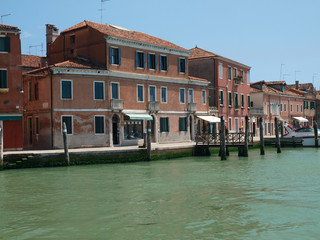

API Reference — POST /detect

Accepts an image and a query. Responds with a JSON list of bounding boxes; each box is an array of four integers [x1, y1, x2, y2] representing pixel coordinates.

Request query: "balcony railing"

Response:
[[149, 101, 160, 112], [111, 99, 123, 111], [250, 107, 264, 115], [188, 102, 197, 112]]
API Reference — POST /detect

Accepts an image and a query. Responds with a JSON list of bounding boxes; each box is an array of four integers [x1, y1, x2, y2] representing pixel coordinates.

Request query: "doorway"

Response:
[[112, 114, 120, 145]]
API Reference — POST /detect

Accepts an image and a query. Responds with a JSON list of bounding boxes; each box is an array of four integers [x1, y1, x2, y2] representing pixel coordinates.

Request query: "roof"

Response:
[[21, 55, 47, 68], [0, 24, 20, 32], [189, 76, 208, 82], [251, 81, 303, 97], [265, 81, 286, 85], [189, 46, 250, 69], [52, 57, 105, 69], [61, 20, 187, 51]]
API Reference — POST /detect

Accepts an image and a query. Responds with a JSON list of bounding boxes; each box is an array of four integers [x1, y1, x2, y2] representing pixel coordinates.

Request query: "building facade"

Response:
[[0, 24, 23, 150], [23, 21, 209, 149], [188, 47, 251, 133]]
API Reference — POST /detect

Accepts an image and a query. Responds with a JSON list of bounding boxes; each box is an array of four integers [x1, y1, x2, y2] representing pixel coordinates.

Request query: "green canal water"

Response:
[[1, 148, 320, 240]]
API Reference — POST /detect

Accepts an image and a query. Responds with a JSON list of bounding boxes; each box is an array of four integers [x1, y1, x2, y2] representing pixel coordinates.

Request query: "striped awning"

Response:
[[197, 115, 221, 123], [125, 113, 153, 120]]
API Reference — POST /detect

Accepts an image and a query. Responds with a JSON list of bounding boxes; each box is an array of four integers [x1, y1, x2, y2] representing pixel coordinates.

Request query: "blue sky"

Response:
[[2, 0, 320, 87]]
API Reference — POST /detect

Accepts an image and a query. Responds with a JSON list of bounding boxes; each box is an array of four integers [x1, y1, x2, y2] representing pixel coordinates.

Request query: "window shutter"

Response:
[[118, 48, 121, 65], [154, 54, 157, 70], [135, 51, 138, 68], [166, 56, 168, 71], [167, 118, 170, 132], [178, 58, 181, 73], [160, 55, 163, 70], [109, 47, 112, 64], [143, 52, 145, 68], [184, 59, 187, 73], [5, 37, 10, 52], [148, 53, 150, 69], [179, 118, 182, 131], [0, 70, 7, 88]]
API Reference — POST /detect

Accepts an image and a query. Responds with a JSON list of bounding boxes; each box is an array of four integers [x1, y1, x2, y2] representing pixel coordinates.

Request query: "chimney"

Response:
[[46, 24, 59, 57], [295, 80, 299, 90]]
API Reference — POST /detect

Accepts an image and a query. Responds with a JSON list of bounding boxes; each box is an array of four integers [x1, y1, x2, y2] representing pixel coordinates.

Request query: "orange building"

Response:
[[188, 47, 251, 133], [0, 24, 23, 150], [23, 21, 209, 149]]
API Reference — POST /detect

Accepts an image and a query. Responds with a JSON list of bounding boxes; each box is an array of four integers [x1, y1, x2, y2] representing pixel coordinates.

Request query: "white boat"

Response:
[[283, 124, 320, 146]]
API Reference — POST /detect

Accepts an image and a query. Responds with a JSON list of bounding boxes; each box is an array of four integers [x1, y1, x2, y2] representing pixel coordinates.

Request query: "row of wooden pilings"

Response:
[[219, 115, 319, 160]]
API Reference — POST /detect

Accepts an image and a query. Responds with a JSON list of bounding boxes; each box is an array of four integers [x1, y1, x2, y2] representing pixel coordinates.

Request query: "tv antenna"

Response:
[[98, 0, 110, 24], [1, 14, 11, 24], [29, 43, 44, 56]]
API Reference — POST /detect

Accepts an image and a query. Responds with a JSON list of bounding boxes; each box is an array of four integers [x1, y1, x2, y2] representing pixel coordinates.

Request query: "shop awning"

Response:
[[293, 116, 309, 122], [125, 113, 153, 120], [197, 115, 221, 123], [0, 116, 22, 121]]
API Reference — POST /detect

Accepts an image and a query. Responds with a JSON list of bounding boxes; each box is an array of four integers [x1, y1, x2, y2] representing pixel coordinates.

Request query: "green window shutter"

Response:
[[0, 70, 7, 88], [5, 37, 10, 52], [167, 118, 169, 132], [179, 118, 182, 131]]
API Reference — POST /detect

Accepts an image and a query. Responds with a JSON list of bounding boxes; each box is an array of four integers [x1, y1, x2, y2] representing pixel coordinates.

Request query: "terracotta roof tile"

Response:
[[0, 24, 20, 32], [62, 20, 187, 51], [189, 76, 208, 82], [21, 55, 47, 68], [52, 57, 105, 69]]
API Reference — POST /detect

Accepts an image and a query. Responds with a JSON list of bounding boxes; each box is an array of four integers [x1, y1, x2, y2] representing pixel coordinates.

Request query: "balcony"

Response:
[[111, 99, 123, 111], [250, 107, 264, 115], [149, 101, 160, 113], [233, 76, 243, 85], [188, 103, 197, 112]]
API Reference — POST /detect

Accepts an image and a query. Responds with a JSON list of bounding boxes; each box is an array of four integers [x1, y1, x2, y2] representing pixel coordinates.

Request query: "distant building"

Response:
[[23, 21, 209, 149], [0, 24, 23, 150], [188, 47, 251, 133], [21, 54, 47, 73], [250, 81, 307, 136]]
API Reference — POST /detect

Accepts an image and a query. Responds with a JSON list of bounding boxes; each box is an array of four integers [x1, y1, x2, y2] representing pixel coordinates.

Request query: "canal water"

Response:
[[1, 148, 320, 240]]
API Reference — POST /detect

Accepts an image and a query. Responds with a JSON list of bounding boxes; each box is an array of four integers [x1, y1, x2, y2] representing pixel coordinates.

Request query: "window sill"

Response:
[[0, 88, 9, 93]]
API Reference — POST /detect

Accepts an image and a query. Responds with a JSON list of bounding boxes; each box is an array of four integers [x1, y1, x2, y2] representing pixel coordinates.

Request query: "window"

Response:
[[228, 117, 232, 131], [111, 82, 119, 99], [179, 117, 187, 131], [109, 47, 121, 65], [161, 87, 167, 103], [301, 104, 303, 112], [180, 88, 185, 104], [219, 62, 223, 79], [61, 80, 72, 100], [137, 85, 144, 102], [95, 116, 105, 134], [290, 104, 293, 112], [241, 94, 244, 108], [247, 95, 251, 108], [160, 117, 169, 132], [0, 36, 10, 52], [280, 103, 283, 112], [148, 53, 157, 70], [234, 68, 237, 77], [179, 58, 186, 73], [228, 66, 232, 80], [149, 86, 156, 101], [124, 119, 143, 139], [94, 81, 104, 100], [35, 117, 39, 135], [62, 116, 72, 134], [228, 92, 232, 107], [240, 70, 244, 83], [188, 89, 194, 103], [202, 90, 206, 104], [135, 51, 145, 68], [304, 101, 309, 109], [70, 35, 75, 44], [297, 104, 299, 112], [160, 55, 168, 71], [310, 101, 315, 110], [219, 90, 224, 105], [34, 83, 39, 100], [0, 69, 8, 89], [284, 103, 287, 112], [234, 93, 239, 109]]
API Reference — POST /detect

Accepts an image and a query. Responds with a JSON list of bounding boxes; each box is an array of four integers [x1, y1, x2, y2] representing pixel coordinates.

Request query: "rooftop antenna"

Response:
[[98, 0, 110, 24], [1, 14, 11, 24], [29, 43, 44, 56]]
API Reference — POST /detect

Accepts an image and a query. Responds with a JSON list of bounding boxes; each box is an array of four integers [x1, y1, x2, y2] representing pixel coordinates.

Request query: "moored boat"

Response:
[[283, 124, 320, 146]]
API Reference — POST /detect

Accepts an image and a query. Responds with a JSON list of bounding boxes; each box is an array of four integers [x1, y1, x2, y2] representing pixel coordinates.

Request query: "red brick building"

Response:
[[23, 21, 209, 149], [0, 24, 23, 150], [188, 47, 251, 133]]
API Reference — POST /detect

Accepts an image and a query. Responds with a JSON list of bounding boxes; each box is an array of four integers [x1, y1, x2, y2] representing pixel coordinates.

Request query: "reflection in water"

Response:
[[1, 148, 320, 239]]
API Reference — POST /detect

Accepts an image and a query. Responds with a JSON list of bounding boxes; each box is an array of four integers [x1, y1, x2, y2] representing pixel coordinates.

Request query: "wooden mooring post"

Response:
[[260, 117, 265, 155], [280, 121, 284, 138], [62, 122, 70, 166], [220, 116, 227, 160], [147, 120, 151, 161], [275, 117, 281, 153], [0, 120, 3, 169], [314, 121, 318, 147]]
